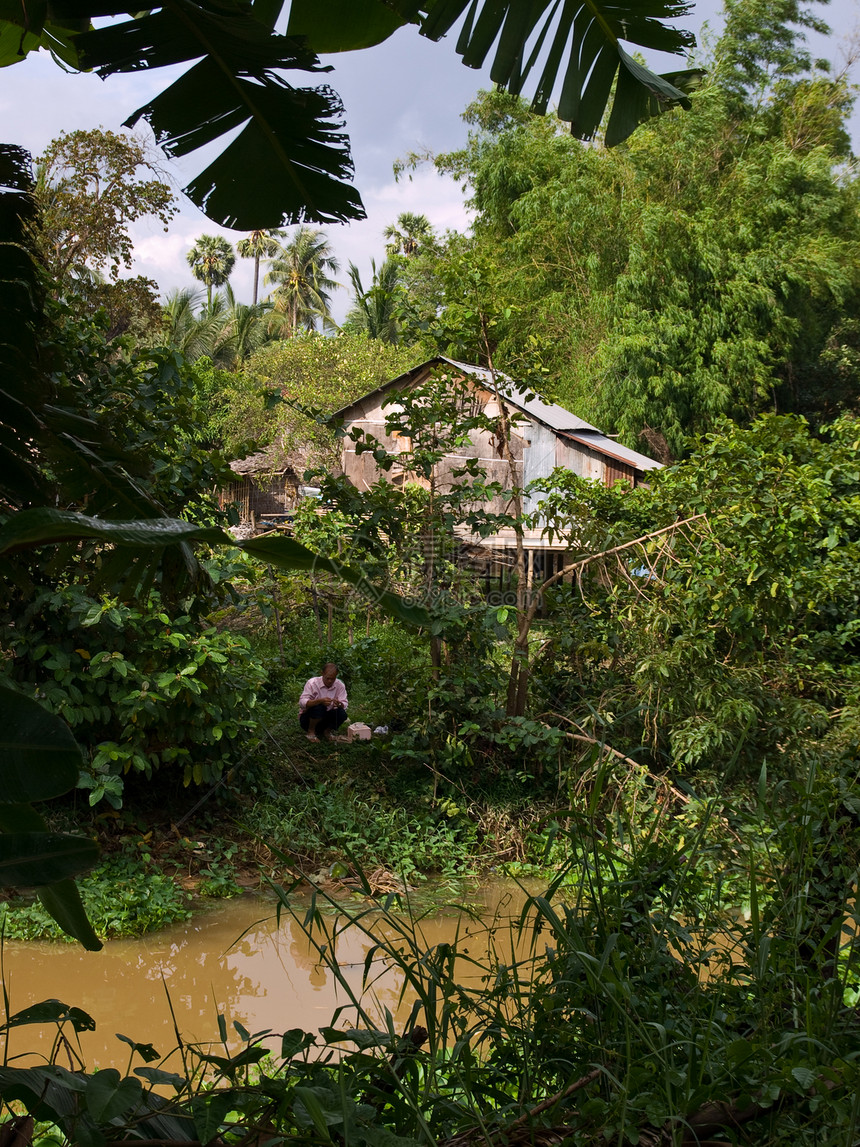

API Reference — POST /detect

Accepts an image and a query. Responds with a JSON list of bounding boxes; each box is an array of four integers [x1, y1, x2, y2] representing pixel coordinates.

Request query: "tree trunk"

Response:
[[481, 325, 528, 718]]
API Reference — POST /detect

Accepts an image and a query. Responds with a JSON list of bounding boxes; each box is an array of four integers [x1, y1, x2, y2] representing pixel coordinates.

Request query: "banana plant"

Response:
[[0, 0, 700, 230], [0, 686, 101, 950]]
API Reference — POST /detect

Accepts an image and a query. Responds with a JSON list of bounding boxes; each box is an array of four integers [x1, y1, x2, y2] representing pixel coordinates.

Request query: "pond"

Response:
[[2, 880, 537, 1070]]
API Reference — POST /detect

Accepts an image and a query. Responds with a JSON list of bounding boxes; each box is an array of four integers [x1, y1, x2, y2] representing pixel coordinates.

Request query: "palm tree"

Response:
[[237, 229, 283, 306], [186, 234, 235, 306], [344, 258, 401, 343], [163, 287, 222, 359], [209, 285, 271, 367], [383, 212, 433, 258], [163, 286, 270, 366], [264, 227, 340, 338]]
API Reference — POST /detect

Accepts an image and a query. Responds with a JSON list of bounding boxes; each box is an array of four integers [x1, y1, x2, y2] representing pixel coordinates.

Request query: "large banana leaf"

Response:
[[0, 834, 100, 889], [1, 0, 698, 234], [0, 690, 80, 803], [0, 508, 433, 628], [292, 0, 701, 145], [77, 3, 364, 229], [0, 691, 103, 951], [0, 0, 364, 229]]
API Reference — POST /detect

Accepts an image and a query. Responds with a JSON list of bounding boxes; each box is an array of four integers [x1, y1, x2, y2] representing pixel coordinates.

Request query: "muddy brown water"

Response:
[[2, 882, 537, 1071]]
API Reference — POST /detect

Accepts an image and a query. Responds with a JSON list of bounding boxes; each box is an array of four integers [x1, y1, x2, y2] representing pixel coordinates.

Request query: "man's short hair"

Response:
[[323, 662, 338, 673]]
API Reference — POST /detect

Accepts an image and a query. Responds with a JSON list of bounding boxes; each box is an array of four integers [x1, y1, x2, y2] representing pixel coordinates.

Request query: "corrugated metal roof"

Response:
[[331, 356, 660, 473], [440, 357, 602, 433], [560, 431, 662, 472]]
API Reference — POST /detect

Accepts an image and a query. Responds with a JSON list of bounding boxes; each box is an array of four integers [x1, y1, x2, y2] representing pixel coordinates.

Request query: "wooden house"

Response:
[[332, 357, 661, 586]]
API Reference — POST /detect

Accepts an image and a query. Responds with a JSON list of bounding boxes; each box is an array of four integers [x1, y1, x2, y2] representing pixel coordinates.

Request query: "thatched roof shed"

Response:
[[219, 445, 308, 527]]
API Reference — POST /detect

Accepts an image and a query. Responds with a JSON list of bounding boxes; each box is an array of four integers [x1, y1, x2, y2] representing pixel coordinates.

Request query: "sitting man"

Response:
[[299, 662, 348, 742]]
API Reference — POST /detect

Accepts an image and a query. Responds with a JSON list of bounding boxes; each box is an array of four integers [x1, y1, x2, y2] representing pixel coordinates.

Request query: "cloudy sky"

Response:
[[3, 0, 858, 322]]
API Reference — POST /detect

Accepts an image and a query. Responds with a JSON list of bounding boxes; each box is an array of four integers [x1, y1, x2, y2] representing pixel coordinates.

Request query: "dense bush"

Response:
[[5, 585, 266, 806]]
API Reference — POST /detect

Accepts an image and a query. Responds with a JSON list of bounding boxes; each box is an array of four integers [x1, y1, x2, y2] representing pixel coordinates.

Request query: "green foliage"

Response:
[[186, 234, 235, 307], [530, 414, 860, 776], [0, 286, 236, 607], [342, 257, 402, 343], [33, 129, 176, 289], [162, 287, 271, 369], [236, 228, 283, 305], [263, 226, 339, 337], [247, 783, 478, 882], [3, 584, 266, 805], [416, 10, 860, 456], [197, 842, 242, 899], [0, 854, 192, 940], [214, 331, 415, 461]]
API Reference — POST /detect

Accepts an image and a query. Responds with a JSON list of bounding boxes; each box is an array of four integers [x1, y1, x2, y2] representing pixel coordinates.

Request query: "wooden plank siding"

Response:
[[333, 360, 661, 605]]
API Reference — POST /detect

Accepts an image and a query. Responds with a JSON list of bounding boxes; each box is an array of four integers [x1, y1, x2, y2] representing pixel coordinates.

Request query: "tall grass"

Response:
[[2, 755, 857, 1146]]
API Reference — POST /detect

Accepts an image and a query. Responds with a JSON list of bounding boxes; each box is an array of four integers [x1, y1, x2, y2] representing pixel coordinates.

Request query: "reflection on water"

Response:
[[2, 881, 535, 1070]]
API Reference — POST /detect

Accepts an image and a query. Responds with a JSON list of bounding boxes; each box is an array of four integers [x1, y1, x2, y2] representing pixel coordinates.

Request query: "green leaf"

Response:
[[0, 833, 99, 888], [384, 0, 696, 143], [320, 1026, 393, 1049], [604, 49, 699, 147], [0, 1000, 96, 1033], [191, 1091, 236, 1142], [0, 508, 229, 554], [0, 18, 42, 65], [294, 1086, 337, 1138], [38, 879, 103, 952], [0, 686, 81, 802], [85, 1069, 143, 1122], [0, 805, 101, 949], [362, 1127, 425, 1147], [288, 0, 404, 52], [0, 1064, 85, 1124], [133, 1067, 186, 1089], [192, 1045, 269, 1073], [281, 1028, 314, 1058], [115, 1034, 161, 1063], [791, 1066, 817, 1090], [75, 1, 365, 229]]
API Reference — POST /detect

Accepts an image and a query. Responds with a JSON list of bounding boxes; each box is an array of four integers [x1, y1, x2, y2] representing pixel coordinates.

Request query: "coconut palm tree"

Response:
[[237, 229, 284, 306], [264, 227, 340, 338], [186, 234, 235, 306], [163, 287, 223, 359], [163, 286, 270, 366], [383, 212, 433, 258], [209, 285, 271, 367], [344, 258, 401, 343]]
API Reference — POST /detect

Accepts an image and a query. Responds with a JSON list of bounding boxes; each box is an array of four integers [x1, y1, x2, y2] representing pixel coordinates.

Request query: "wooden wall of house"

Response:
[[220, 475, 299, 522], [340, 374, 641, 561], [341, 386, 524, 519], [553, 436, 635, 487]]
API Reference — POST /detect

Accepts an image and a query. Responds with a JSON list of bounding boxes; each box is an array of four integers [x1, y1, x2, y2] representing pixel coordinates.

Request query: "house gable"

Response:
[[334, 357, 661, 550]]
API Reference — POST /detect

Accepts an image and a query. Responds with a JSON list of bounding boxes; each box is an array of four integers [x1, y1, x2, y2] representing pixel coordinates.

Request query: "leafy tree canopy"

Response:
[[264, 226, 340, 338], [32, 129, 177, 287], [210, 332, 416, 466], [408, 0, 859, 458], [531, 413, 860, 774], [343, 257, 402, 344], [187, 234, 236, 306]]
